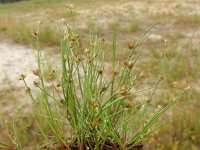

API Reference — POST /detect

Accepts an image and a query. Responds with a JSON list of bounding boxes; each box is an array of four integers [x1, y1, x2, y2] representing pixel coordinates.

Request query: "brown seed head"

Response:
[[128, 43, 134, 49], [113, 70, 119, 76], [100, 86, 107, 95], [124, 60, 134, 69], [57, 83, 61, 88], [121, 88, 131, 97], [33, 31, 39, 39], [32, 69, 40, 77], [126, 101, 133, 108], [97, 69, 103, 75]]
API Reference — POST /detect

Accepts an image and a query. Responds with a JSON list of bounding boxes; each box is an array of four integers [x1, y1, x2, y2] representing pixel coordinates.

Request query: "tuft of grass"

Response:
[[9, 22, 190, 149]]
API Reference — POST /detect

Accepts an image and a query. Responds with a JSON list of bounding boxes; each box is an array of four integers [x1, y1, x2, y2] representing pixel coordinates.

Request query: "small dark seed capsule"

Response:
[[33, 31, 39, 38], [113, 70, 119, 76], [97, 69, 103, 75], [100, 87, 107, 95], [32, 69, 40, 77], [33, 81, 40, 87], [57, 83, 61, 87], [128, 43, 134, 49], [126, 102, 132, 108], [124, 60, 134, 69]]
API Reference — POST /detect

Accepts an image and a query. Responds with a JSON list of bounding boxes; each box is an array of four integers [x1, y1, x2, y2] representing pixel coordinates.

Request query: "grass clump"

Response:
[[1, 21, 189, 149], [0, 4, 191, 149]]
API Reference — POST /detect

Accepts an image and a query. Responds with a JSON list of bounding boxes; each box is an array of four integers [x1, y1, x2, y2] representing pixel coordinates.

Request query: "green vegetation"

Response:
[[0, 0, 199, 149], [0, 0, 26, 3], [1, 23, 191, 149]]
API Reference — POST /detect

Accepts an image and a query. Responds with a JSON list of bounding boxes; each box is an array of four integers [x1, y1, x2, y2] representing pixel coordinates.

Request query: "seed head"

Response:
[[66, 2, 74, 9], [25, 87, 31, 95], [57, 83, 61, 88], [84, 48, 90, 54], [91, 101, 99, 108], [19, 74, 26, 80], [172, 81, 177, 88], [33, 31, 39, 39], [32, 69, 40, 77], [139, 71, 144, 78], [113, 69, 119, 76], [75, 56, 81, 62], [60, 99, 64, 104], [100, 86, 107, 95], [124, 60, 134, 69], [33, 81, 40, 87], [145, 98, 151, 104], [159, 74, 165, 81], [97, 69, 103, 75], [185, 85, 191, 91], [121, 87, 131, 97], [136, 105, 141, 110], [47, 70, 57, 81], [126, 101, 133, 108], [128, 43, 134, 49]]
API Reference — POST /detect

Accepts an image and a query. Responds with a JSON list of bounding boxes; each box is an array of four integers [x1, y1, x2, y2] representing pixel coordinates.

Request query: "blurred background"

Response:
[[0, 0, 199, 149]]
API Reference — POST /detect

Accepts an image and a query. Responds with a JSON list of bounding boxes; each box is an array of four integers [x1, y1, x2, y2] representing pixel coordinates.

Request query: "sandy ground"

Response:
[[0, 40, 61, 88], [0, 41, 38, 88], [0, 40, 61, 113]]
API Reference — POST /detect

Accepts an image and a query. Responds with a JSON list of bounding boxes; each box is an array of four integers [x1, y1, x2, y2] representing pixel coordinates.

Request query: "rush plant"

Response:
[[14, 22, 191, 150]]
